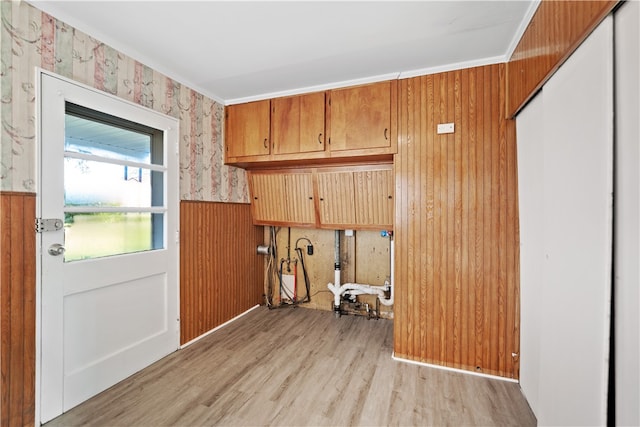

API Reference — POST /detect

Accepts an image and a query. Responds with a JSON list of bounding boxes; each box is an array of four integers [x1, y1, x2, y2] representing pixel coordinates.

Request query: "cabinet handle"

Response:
[[318, 133, 322, 144], [263, 138, 268, 149], [384, 128, 388, 140]]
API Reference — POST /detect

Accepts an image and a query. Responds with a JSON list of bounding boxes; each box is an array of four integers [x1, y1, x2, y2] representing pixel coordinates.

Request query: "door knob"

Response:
[[48, 243, 65, 256]]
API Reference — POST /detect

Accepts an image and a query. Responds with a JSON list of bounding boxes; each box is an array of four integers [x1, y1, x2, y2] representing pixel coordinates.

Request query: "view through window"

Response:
[[63, 103, 165, 261]]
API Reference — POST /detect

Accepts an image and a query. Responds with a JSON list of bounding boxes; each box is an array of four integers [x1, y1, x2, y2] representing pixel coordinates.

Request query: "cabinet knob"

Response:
[[318, 133, 323, 144], [263, 138, 268, 149], [384, 128, 388, 140], [388, 195, 393, 199]]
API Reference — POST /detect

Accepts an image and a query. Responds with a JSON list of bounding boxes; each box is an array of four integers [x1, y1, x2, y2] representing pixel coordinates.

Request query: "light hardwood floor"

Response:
[[45, 306, 536, 426]]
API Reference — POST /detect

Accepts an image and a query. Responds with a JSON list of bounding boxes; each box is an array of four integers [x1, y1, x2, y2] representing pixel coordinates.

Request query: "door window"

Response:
[[63, 103, 165, 262]]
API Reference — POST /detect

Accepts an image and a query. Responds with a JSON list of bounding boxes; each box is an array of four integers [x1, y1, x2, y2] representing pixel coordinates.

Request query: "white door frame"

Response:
[[35, 68, 180, 424]]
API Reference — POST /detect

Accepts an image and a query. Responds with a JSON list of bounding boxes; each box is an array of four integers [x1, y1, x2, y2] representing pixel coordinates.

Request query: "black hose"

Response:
[[295, 247, 311, 303]]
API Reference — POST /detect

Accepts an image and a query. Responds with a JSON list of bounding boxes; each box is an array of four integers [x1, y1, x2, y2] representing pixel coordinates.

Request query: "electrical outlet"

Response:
[[437, 122, 455, 134]]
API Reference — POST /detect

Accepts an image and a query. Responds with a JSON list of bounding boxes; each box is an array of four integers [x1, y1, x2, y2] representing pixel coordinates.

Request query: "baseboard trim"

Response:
[[392, 353, 519, 383], [180, 304, 261, 349]]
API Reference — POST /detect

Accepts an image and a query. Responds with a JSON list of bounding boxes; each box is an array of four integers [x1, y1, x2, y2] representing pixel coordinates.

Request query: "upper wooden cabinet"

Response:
[[271, 92, 325, 155], [224, 81, 397, 166], [225, 99, 270, 159], [327, 80, 397, 155]]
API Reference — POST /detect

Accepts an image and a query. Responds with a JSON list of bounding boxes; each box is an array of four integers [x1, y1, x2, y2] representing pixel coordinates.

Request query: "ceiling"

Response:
[[29, 1, 537, 105]]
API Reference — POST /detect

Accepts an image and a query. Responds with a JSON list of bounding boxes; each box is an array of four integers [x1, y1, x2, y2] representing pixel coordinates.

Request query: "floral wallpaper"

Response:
[[0, 1, 248, 203]]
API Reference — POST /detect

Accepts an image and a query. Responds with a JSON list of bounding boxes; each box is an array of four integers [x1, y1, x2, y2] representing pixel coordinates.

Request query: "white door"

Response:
[[38, 73, 180, 423]]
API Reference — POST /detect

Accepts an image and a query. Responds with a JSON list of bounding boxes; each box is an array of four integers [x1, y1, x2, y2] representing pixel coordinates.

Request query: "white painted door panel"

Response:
[[39, 72, 179, 423]]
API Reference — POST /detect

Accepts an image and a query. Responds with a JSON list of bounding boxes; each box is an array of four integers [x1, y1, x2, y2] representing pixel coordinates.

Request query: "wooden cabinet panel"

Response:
[[250, 173, 287, 223], [249, 164, 394, 229], [328, 81, 397, 153], [354, 168, 394, 228], [224, 81, 397, 167], [316, 170, 356, 227], [272, 92, 325, 155], [283, 173, 316, 224], [249, 171, 315, 226], [225, 100, 270, 159]]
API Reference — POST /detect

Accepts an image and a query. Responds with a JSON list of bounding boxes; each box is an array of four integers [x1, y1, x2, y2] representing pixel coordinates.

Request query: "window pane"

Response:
[[64, 158, 163, 208], [65, 113, 154, 164], [64, 212, 163, 262]]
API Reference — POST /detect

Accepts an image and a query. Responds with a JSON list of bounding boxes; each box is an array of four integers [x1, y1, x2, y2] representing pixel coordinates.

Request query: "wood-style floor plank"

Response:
[[45, 307, 535, 427]]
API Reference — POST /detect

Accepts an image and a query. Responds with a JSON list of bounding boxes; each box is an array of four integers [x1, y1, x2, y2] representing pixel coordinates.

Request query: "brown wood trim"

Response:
[[179, 201, 263, 344], [0, 191, 37, 197], [226, 153, 395, 170], [0, 192, 36, 426], [507, 0, 619, 117]]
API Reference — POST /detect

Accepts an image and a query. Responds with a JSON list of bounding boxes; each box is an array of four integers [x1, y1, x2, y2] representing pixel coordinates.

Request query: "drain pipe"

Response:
[[378, 235, 394, 306], [327, 231, 394, 309], [331, 230, 341, 312]]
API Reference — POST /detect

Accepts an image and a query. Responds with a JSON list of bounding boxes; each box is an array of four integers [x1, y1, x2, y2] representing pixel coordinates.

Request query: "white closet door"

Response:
[[614, 1, 640, 425], [516, 16, 613, 426]]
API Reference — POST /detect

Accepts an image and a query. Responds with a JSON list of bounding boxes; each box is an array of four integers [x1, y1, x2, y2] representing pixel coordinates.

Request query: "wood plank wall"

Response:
[[180, 201, 264, 344], [507, 0, 619, 117], [395, 64, 520, 379], [0, 192, 36, 427]]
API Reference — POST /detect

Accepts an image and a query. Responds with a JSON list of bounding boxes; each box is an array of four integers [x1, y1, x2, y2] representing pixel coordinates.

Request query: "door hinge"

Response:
[[35, 218, 64, 233]]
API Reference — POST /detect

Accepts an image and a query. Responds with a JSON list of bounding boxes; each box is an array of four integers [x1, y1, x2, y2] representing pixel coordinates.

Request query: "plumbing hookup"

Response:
[[327, 230, 394, 318], [261, 227, 313, 309]]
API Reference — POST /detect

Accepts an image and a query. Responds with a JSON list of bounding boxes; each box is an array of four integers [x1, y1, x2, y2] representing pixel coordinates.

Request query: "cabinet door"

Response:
[[272, 92, 325, 155], [225, 100, 270, 158], [249, 171, 316, 226], [328, 81, 395, 152], [354, 167, 394, 228], [283, 173, 316, 224], [249, 173, 287, 223], [316, 170, 356, 227]]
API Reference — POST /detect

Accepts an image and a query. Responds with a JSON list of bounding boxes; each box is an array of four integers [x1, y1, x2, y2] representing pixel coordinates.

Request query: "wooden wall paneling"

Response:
[[180, 201, 263, 344], [507, 0, 618, 117], [473, 67, 485, 372], [423, 74, 435, 365], [395, 64, 520, 379], [0, 192, 36, 427]]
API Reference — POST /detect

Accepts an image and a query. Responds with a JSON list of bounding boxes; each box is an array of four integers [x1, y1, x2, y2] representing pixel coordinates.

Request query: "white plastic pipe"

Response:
[[327, 233, 395, 309], [378, 238, 394, 306]]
